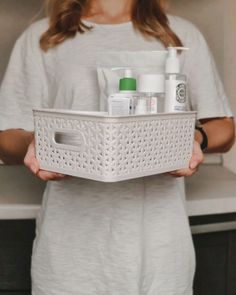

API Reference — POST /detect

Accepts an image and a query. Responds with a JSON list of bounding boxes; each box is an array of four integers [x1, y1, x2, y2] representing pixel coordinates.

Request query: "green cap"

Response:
[[119, 69, 137, 91]]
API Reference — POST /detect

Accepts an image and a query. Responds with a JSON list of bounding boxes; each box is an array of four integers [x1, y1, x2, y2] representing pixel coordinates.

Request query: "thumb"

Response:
[[189, 141, 204, 169], [24, 139, 40, 174]]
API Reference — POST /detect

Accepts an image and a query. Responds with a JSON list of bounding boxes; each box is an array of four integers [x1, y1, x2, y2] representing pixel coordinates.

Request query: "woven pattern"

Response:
[[34, 111, 196, 182]]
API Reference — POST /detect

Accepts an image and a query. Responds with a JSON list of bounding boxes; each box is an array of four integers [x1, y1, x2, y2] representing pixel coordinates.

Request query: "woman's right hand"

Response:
[[24, 139, 67, 181]]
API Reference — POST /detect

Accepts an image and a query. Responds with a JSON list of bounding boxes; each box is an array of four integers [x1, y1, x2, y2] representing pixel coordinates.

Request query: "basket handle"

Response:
[[51, 129, 87, 152]]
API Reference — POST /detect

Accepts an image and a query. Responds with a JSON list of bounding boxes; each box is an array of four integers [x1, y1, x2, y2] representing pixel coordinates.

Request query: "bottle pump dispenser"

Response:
[[164, 47, 189, 113]]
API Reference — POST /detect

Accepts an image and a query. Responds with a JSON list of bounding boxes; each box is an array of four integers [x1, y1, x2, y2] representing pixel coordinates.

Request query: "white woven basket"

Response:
[[33, 109, 196, 182]]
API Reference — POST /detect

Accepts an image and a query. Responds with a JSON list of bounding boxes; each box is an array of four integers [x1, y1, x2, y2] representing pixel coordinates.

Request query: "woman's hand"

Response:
[[24, 139, 67, 181], [168, 140, 204, 177]]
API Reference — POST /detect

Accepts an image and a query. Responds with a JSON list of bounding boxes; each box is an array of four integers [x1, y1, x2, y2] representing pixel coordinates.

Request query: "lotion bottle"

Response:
[[164, 47, 188, 113]]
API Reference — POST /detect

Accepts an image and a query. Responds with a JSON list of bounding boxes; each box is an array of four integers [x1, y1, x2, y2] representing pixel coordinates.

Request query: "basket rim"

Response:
[[33, 108, 197, 120]]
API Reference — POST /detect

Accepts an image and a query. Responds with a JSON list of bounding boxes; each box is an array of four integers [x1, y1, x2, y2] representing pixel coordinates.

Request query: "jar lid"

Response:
[[138, 74, 165, 93]]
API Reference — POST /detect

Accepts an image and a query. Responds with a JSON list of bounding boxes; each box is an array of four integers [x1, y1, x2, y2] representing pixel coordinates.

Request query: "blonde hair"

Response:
[[40, 0, 182, 51]]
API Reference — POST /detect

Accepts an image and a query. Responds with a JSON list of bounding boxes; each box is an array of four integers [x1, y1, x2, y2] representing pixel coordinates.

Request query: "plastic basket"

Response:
[[33, 109, 196, 182]]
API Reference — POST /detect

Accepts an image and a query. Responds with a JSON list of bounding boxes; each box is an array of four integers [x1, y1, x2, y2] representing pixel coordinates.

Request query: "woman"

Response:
[[0, 0, 235, 294]]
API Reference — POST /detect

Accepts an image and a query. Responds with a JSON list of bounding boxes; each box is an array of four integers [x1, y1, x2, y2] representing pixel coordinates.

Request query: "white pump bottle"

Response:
[[164, 47, 189, 113]]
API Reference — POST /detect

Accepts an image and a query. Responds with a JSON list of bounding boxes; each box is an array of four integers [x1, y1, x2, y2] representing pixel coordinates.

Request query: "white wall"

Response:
[[169, 0, 224, 77], [0, 0, 43, 82]]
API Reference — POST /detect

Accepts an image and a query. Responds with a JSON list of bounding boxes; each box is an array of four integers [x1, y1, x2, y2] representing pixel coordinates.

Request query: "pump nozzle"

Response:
[[167, 47, 189, 51], [124, 68, 133, 78], [165, 47, 189, 74]]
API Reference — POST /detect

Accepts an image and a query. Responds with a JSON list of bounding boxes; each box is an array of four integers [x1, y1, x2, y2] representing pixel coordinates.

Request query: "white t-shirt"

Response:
[[0, 16, 233, 295]]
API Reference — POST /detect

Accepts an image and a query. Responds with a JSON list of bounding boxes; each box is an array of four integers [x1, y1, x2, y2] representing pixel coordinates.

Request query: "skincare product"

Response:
[[97, 51, 168, 111], [164, 47, 188, 113], [108, 69, 137, 116], [137, 74, 165, 114], [135, 98, 148, 115], [108, 93, 131, 116]]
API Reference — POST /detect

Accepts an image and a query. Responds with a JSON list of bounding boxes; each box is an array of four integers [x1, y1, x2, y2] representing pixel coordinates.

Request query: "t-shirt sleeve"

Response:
[[0, 25, 48, 131], [181, 23, 233, 120]]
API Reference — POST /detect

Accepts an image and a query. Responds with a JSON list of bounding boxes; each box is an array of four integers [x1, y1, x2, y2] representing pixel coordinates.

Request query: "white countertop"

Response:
[[0, 166, 45, 219], [186, 165, 236, 216], [0, 164, 236, 219]]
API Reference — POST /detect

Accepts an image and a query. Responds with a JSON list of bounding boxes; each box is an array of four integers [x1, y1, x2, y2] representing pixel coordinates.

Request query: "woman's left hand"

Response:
[[168, 140, 204, 177]]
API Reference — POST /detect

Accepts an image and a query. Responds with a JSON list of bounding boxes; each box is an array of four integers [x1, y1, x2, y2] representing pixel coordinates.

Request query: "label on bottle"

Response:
[[165, 79, 187, 112], [108, 94, 131, 116], [150, 96, 158, 113], [176, 83, 187, 104]]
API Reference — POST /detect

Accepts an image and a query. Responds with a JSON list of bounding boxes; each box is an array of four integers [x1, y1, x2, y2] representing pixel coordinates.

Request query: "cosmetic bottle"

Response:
[[108, 69, 137, 116], [136, 74, 165, 114], [164, 47, 188, 113]]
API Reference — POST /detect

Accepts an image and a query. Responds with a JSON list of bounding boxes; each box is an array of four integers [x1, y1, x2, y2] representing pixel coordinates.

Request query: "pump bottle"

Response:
[[108, 69, 137, 116], [164, 47, 188, 113]]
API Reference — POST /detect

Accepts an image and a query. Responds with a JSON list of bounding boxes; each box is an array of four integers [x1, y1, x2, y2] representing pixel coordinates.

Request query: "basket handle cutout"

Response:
[[52, 130, 87, 152]]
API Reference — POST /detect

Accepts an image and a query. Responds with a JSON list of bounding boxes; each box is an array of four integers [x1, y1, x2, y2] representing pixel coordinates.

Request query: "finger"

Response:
[[189, 160, 198, 170], [170, 168, 189, 175], [193, 142, 204, 161], [36, 170, 66, 181], [37, 171, 65, 180], [24, 155, 40, 174], [194, 150, 204, 164], [183, 168, 198, 177], [189, 150, 204, 170], [169, 168, 198, 177], [168, 173, 183, 178], [30, 161, 40, 175], [189, 155, 204, 170], [168, 170, 186, 177], [24, 139, 40, 174]]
